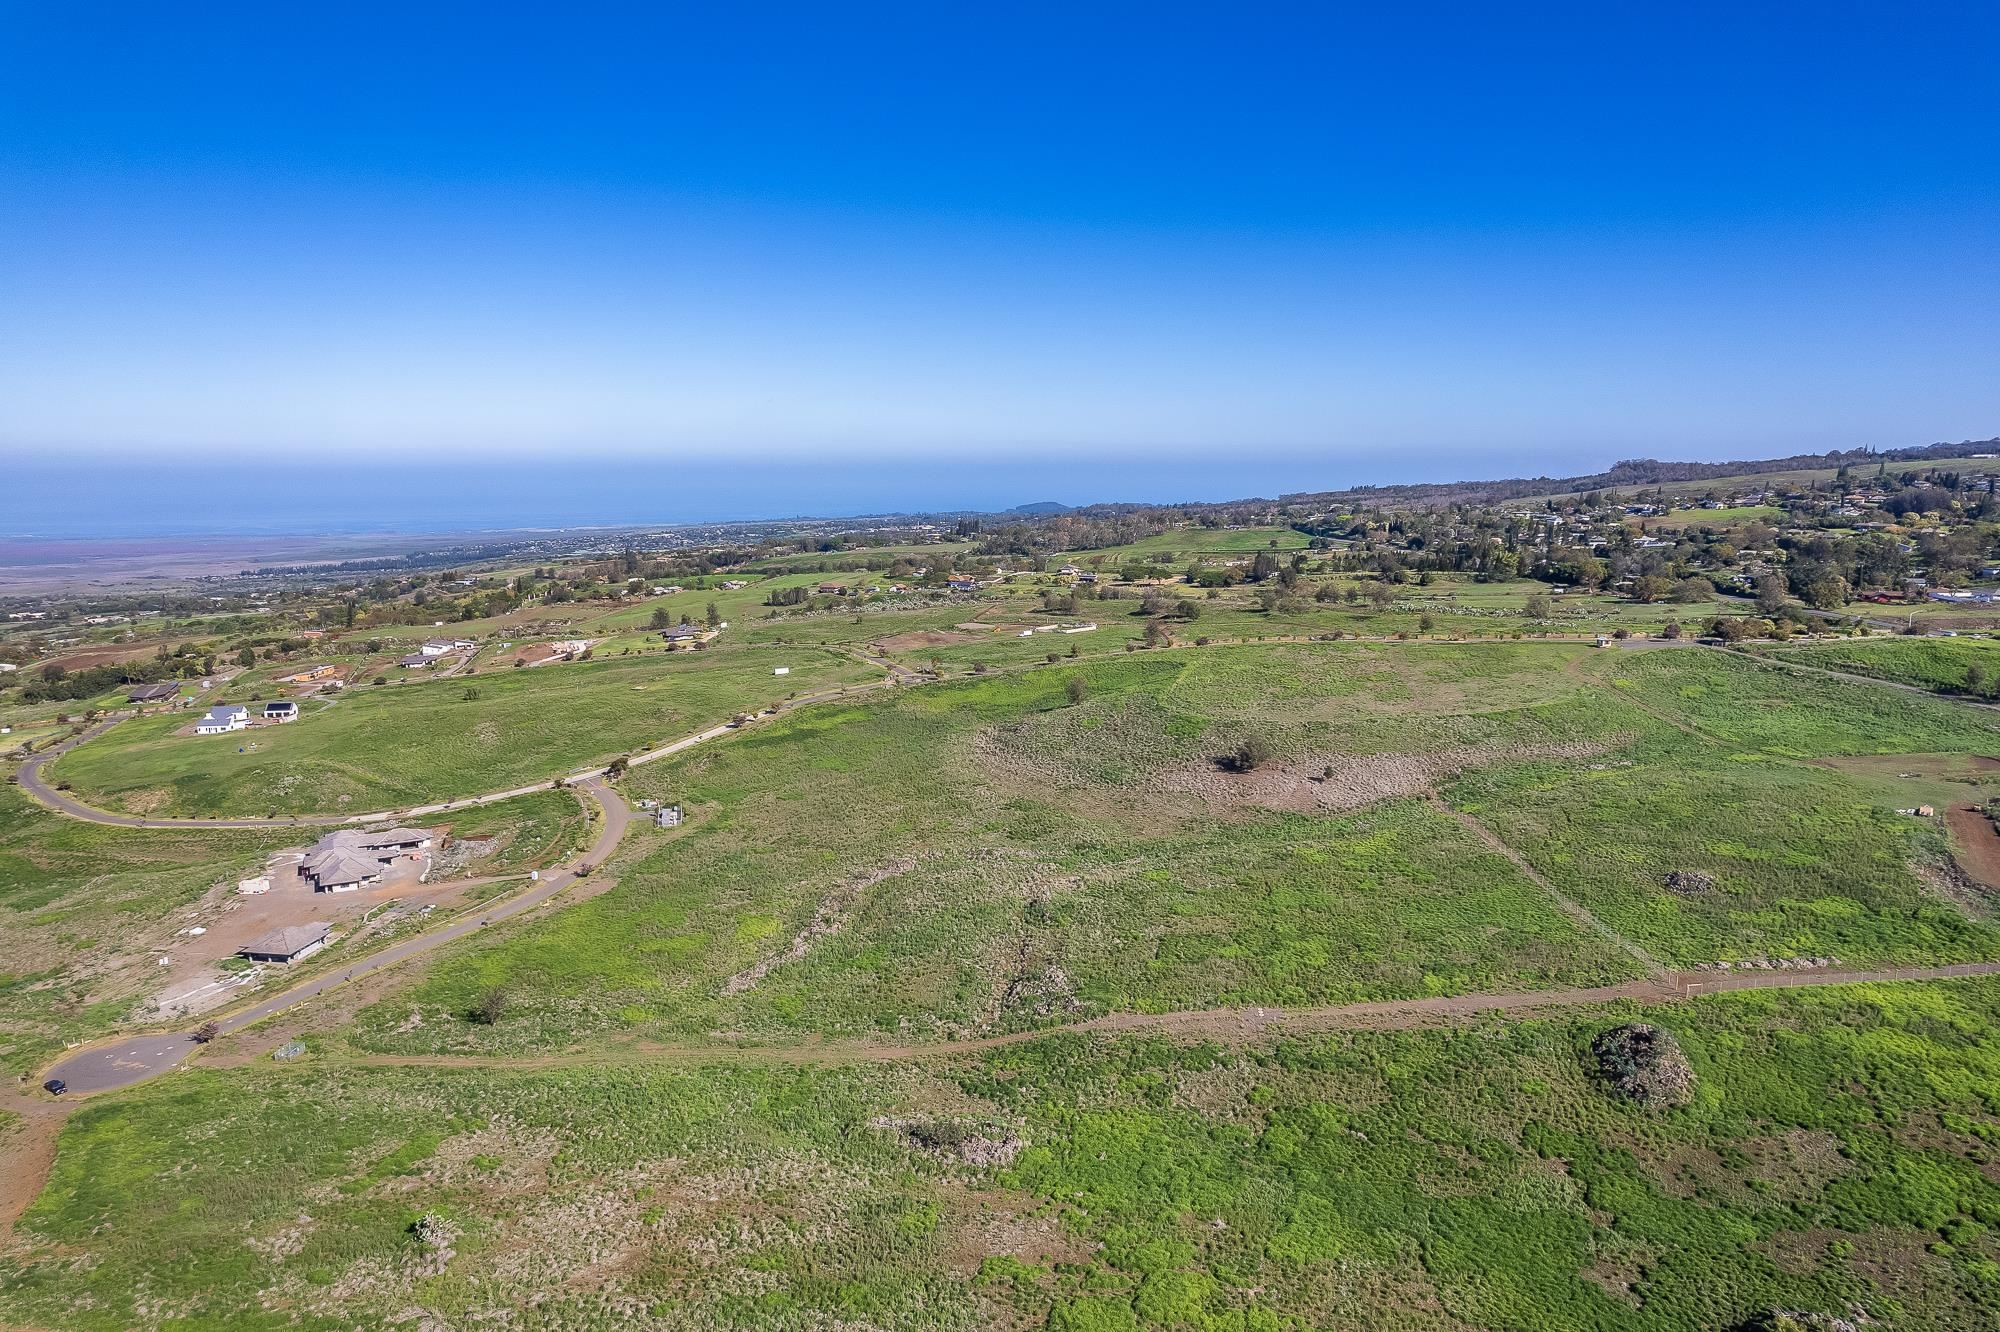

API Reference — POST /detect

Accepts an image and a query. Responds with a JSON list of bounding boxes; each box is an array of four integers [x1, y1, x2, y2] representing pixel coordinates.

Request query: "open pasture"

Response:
[[11, 977, 2000, 1330], [353, 643, 1645, 1056]]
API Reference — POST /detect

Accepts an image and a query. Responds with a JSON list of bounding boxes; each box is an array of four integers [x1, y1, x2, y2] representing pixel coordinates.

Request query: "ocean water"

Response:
[[5, 449, 1607, 538]]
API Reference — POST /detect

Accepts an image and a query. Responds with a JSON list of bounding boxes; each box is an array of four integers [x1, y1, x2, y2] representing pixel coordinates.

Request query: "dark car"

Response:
[[42, 1078, 66, 1096]]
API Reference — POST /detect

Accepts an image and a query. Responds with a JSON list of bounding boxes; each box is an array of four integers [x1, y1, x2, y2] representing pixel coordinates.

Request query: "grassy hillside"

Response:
[[339, 643, 2000, 1058], [1759, 639, 2000, 696], [45, 644, 879, 817]]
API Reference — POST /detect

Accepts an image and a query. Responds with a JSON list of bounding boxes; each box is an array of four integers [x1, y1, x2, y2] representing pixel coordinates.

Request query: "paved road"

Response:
[[41, 780, 631, 1096], [15, 719, 354, 829]]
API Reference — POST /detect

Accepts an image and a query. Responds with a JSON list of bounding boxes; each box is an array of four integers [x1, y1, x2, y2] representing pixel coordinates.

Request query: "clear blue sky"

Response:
[[2, 2, 1997, 492]]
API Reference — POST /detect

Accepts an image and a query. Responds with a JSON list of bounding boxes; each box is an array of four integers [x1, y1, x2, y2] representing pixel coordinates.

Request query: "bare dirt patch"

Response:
[[1151, 740, 1618, 815], [873, 629, 980, 653], [1945, 804, 2000, 897]]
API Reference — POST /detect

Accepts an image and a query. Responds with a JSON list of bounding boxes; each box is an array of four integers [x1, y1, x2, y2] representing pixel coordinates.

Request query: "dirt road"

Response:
[[337, 959, 2000, 1072], [37, 780, 631, 1097]]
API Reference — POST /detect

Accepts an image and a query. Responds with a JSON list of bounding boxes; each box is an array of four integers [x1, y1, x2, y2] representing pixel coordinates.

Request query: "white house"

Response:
[[419, 638, 474, 657], [263, 700, 300, 722], [195, 704, 250, 735]]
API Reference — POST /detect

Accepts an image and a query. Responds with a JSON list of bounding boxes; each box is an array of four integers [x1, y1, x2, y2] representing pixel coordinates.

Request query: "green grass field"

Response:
[[334, 642, 2000, 1058], [46, 643, 880, 817], [13, 632, 2000, 1329], [9, 977, 2000, 1330], [1059, 525, 1312, 560], [1758, 639, 2000, 695]]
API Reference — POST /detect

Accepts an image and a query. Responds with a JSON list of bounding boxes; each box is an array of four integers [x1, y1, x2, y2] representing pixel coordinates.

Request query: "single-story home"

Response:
[[194, 704, 250, 734], [299, 825, 434, 891], [128, 682, 181, 703], [661, 623, 700, 641], [300, 849, 382, 892], [420, 638, 475, 657], [398, 652, 434, 668], [263, 700, 299, 722], [240, 922, 331, 964]]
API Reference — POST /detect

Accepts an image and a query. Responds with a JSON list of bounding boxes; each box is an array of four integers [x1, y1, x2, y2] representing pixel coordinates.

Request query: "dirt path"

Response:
[[1723, 644, 2000, 713], [1429, 796, 1669, 978], [1558, 649, 1717, 743], [330, 959, 2000, 1073], [0, 1110, 64, 1242]]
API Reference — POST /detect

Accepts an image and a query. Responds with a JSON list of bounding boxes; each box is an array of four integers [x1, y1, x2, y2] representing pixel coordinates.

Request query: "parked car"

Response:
[[42, 1078, 66, 1096]]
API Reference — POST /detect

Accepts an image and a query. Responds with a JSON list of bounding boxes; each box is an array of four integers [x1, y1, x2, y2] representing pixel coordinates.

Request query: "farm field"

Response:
[[9, 977, 2000, 1330], [43, 643, 880, 817], [870, 576, 1737, 676], [1057, 525, 1313, 560]]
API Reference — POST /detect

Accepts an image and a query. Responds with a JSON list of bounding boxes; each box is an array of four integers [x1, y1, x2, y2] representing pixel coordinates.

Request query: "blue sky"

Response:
[[2, 2, 1997, 491]]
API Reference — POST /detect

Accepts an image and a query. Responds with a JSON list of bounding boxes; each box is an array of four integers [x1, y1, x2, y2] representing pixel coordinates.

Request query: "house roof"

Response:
[[302, 849, 380, 884], [128, 682, 180, 701], [242, 922, 331, 956], [264, 700, 298, 712]]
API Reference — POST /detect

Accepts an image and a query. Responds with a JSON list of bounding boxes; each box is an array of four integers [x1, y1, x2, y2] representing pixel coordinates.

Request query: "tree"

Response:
[[1222, 734, 1275, 772], [1660, 621, 1683, 639], [1671, 577, 1712, 604], [1630, 575, 1672, 604], [1804, 575, 1850, 611], [236, 646, 256, 669], [1524, 590, 1552, 619], [1066, 676, 1088, 706], [1143, 619, 1168, 647], [706, 602, 722, 628], [649, 607, 671, 629], [469, 986, 510, 1024], [1366, 583, 1396, 611], [1754, 574, 1788, 617]]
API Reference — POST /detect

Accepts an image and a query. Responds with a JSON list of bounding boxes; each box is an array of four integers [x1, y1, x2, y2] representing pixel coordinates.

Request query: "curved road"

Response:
[[15, 659, 904, 831], [40, 779, 631, 1095]]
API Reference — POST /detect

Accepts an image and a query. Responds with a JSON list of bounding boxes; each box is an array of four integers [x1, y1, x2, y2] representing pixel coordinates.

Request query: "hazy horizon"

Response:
[[5, 447, 1621, 539]]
